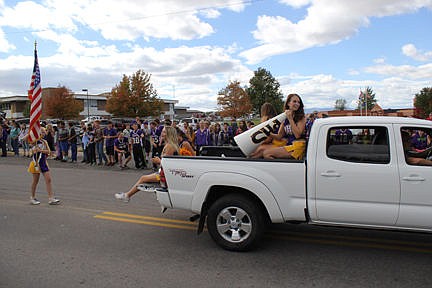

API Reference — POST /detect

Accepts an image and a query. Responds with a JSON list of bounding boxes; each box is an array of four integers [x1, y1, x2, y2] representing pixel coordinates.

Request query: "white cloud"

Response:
[[0, 28, 15, 53], [402, 43, 432, 61], [278, 0, 313, 9], [364, 62, 432, 80], [0, 33, 252, 110], [373, 58, 386, 64], [0, 1, 77, 31], [279, 65, 430, 110], [200, 9, 221, 19], [0, 0, 247, 42], [241, 0, 432, 64]]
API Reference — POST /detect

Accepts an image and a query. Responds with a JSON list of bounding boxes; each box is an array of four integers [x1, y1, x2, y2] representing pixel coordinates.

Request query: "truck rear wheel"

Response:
[[207, 194, 266, 251]]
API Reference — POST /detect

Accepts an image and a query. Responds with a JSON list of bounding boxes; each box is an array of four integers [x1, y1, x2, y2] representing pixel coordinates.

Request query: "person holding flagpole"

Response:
[[26, 128, 60, 205], [26, 41, 60, 205]]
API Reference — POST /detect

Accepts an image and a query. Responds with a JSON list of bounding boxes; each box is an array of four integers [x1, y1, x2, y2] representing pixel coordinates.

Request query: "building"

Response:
[[325, 104, 415, 118], [0, 95, 28, 119], [73, 91, 114, 119], [0, 88, 195, 120]]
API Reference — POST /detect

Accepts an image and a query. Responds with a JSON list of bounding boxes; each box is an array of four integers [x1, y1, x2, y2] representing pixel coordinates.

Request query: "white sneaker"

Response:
[[30, 198, 41, 205], [114, 192, 130, 203], [48, 198, 61, 205]]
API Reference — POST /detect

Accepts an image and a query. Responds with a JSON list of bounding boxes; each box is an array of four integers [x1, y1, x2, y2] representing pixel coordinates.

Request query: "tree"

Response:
[[334, 98, 347, 111], [217, 80, 252, 119], [246, 67, 284, 115], [414, 87, 432, 118], [106, 70, 163, 118], [357, 86, 377, 112], [44, 86, 83, 119]]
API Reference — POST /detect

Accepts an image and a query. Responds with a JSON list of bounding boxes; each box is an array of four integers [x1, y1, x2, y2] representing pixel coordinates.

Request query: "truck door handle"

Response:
[[402, 175, 425, 182], [321, 171, 341, 177]]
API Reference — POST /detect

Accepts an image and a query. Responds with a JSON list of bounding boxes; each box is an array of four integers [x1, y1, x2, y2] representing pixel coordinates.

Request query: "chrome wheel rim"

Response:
[[216, 206, 252, 243]]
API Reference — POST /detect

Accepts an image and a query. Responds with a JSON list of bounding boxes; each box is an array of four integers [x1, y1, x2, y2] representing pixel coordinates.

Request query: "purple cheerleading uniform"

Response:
[[31, 140, 49, 173], [283, 119, 305, 145]]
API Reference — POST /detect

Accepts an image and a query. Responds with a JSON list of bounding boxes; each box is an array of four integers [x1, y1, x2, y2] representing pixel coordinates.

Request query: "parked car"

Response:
[[179, 117, 200, 129]]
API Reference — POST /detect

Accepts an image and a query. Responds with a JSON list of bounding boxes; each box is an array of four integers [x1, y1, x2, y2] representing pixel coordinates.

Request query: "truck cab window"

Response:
[[401, 127, 432, 166], [327, 126, 390, 164]]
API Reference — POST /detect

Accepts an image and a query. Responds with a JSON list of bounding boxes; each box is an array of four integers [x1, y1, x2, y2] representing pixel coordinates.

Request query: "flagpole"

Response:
[[365, 89, 368, 116], [28, 40, 42, 143]]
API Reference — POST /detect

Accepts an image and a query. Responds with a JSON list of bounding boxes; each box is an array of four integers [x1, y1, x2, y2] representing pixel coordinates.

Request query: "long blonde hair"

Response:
[[163, 126, 180, 154]]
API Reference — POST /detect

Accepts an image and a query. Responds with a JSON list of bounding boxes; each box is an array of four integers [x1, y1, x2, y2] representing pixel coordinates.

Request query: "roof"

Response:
[[0, 96, 28, 102], [316, 116, 432, 126]]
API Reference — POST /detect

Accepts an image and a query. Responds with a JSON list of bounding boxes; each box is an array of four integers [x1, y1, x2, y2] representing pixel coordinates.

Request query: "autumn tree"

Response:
[[106, 70, 163, 118], [414, 87, 432, 118], [246, 67, 284, 115], [334, 98, 347, 111], [357, 86, 377, 111], [217, 80, 252, 119], [44, 86, 83, 119]]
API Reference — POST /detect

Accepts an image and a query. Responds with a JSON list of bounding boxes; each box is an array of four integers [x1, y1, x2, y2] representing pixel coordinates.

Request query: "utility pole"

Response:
[[82, 89, 89, 119]]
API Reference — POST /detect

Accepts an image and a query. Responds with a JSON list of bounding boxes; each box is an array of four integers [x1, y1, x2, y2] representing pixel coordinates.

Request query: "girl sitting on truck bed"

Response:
[[114, 126, 179, 202], [252, 94, 307, 160]]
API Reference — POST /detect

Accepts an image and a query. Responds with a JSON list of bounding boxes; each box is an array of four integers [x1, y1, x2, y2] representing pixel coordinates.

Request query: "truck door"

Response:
[[314, 125, 400, 226], [396, 126, 432, 229]]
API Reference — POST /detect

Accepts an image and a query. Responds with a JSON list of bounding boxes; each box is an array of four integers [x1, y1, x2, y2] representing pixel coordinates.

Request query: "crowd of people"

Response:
[[1, 111, 303, 167]]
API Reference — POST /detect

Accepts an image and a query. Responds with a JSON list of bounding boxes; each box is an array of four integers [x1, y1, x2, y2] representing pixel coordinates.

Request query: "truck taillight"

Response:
[[159, 166, 167, 188]]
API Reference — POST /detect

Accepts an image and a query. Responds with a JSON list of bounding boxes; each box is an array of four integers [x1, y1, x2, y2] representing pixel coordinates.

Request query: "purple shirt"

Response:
[[104, 127, 118, 147], [114, 137, 129, 152], [130, 129, 143, 146], [195, 128, 210, 146], [411, 133, 428, 150], [334, 128, 353, 145], [156, 125, 164, 136], [1, 129, 7, 141]]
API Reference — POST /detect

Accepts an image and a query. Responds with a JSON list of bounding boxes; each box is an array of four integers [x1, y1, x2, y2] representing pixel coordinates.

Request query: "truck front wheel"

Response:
[[207, 194, 266, 251]]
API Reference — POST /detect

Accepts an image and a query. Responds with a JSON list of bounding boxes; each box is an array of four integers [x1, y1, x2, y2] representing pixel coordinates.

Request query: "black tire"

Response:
[[207, 194, 266, 251]]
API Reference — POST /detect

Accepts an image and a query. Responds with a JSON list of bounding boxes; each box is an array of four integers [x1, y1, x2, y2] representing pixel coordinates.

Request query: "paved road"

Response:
[[1, 156, 432, 288]]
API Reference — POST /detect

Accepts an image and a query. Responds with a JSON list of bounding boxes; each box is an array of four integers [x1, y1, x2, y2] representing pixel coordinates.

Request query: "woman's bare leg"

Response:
[[43, 171, 54, 199], [263, 147, 293, 159], [31, 173, 40, 198], [250, 144, 273, 158], [125, 173, 159, 198]]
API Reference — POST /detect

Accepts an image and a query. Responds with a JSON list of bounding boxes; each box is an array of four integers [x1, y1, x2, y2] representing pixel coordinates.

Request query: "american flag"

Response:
[[28, 42, 42, 143]]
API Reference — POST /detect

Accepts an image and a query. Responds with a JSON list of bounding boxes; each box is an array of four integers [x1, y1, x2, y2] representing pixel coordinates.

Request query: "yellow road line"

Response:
[[94, 215, 197, 230], [100, 211, 196, 226]]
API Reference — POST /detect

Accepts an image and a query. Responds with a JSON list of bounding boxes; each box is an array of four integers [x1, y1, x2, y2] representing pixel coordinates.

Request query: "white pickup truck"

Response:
[[155, 116, 432, 251]]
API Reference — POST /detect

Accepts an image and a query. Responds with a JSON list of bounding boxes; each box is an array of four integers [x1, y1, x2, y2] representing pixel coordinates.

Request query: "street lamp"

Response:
[[82, 89, 89, 120]]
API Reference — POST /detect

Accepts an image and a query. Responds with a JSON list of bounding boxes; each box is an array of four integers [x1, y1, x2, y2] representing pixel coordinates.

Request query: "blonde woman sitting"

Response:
[[115, 126, 179, 202]]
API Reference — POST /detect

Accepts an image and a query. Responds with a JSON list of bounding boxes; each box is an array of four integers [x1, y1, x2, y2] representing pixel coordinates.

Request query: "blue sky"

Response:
[[1, 0, 432, 112]]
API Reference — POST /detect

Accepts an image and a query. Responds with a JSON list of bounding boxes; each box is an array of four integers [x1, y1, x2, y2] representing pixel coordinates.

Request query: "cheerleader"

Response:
[[27, 128, 60, 205]]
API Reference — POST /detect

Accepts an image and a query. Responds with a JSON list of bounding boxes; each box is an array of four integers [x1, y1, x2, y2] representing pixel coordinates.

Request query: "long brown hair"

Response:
[[284, 93, 305, 123], [260, 102, 277, 121]]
